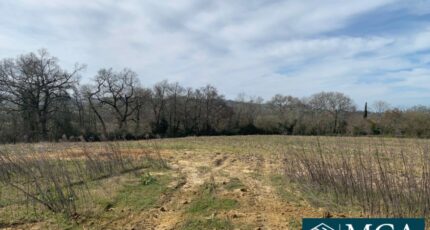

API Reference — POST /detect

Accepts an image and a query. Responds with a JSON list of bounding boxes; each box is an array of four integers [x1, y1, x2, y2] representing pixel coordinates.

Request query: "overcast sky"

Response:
[[1, 0, 430, 107]]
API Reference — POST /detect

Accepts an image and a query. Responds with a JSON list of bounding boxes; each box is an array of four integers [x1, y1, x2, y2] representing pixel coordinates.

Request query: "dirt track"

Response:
[[104, 150, 333, 230]]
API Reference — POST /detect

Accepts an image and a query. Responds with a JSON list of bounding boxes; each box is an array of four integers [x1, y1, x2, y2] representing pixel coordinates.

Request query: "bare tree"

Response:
[[182, 87, 195, 134], [372, 100, 390, 117], [269, 94, 302, 115], [91, 68, 140, 137], [309, 92, 355, 134], [235, 94, 264, 128], [2, 49, 430, 142], [200, 85, 232, 134], [150, 80, 170, 135], [81, 85, 108, 139], [132, 86, 151, 135], [0, 49, 84, 140], [267, 94, 303, 134]]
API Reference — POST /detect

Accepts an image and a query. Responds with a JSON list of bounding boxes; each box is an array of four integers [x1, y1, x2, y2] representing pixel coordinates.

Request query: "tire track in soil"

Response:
[[128, 152, 230, 230]]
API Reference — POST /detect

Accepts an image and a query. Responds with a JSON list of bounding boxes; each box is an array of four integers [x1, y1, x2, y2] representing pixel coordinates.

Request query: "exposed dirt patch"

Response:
[[96, 149, 346, 230]]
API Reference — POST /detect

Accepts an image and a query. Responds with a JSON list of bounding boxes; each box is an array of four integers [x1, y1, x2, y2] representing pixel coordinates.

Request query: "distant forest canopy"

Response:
[[0, 50, 429, 143]]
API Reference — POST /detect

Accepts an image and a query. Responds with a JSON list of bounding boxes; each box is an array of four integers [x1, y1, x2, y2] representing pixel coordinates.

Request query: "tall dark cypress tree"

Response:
[[363, 102, 368, 119]]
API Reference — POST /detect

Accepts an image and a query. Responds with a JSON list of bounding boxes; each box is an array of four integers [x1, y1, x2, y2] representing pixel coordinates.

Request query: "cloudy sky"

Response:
[[1, 0, 430, 107]]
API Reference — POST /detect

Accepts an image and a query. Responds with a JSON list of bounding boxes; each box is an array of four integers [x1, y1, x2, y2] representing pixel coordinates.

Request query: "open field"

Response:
[[0, 135, 429, 229]]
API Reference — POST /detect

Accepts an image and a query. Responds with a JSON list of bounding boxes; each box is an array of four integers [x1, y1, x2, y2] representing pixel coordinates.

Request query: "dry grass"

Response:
[[0, 135, 429, 228], [0, 141, 167, 228], [285, 137, 430, 218]]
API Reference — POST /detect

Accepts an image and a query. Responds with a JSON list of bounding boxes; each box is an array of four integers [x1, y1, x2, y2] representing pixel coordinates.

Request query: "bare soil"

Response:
[[95, 150, 346, 230]]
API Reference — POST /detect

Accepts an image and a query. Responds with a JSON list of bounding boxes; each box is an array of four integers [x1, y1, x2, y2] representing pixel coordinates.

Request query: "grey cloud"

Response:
[[0, 0, 430, 106]]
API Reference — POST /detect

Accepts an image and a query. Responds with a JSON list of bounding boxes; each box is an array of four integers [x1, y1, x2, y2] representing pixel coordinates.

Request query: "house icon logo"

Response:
[[311, 223, 335, 230]]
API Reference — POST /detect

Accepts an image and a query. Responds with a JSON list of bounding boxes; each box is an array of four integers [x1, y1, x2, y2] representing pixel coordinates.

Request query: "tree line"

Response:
[[0, 50, 429, 143]]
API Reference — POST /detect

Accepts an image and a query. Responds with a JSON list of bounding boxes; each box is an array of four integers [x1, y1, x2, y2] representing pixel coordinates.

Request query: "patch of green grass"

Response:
[[113, 173, 171, 211], [48, 213, 79, 229], [295, 183, 360, 213], [180, 217, 233, 230], [0, 206, 42, 226], [270, 174, 302, 204], [187, 183, 238, 215], [224, 177, 245, 191], [0, 205, 78, 230], [140, 172, 157, 185], [187, 196, 238, 214]]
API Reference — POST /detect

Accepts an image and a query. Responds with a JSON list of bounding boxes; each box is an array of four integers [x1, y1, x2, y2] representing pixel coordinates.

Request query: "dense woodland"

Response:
[[0, 50, 429, 143]]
